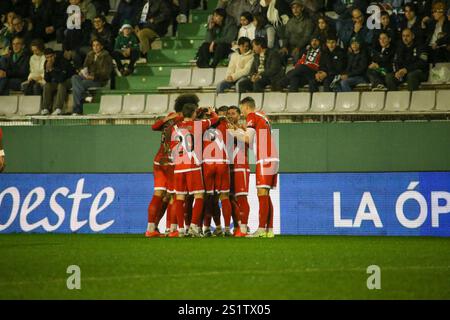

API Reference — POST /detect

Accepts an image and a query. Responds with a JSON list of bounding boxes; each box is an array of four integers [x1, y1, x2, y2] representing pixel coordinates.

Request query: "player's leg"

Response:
[[212, 195, 223, 236], [170, 171, 188, 237], [202, 164, 215, 236], [146, 164, 169, 236], [186, 168, 205, 237], [247, 163, 270, 237], [217, 164, 232, 236], [230, 196, 242, 235], [233, 168, 250, 236]]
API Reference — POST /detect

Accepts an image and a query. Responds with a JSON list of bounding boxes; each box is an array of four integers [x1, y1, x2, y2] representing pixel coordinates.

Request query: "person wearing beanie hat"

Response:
[[112, 21, 140, 76], [422, 1, 450, 63]]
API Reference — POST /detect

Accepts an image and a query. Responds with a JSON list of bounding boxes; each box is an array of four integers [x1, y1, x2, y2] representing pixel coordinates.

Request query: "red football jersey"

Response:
[[232, 131, 249, 169], [170, 114, 218, 170], [0, 128, 3, 142], [203, 118, 229, 164], [152, 113, 183, 165], [246, 111, 279, 164]]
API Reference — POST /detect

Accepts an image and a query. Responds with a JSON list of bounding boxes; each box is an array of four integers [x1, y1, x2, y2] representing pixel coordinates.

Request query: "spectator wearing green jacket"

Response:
[[196, 8, 238, 68], [111, 23, 140, 76]]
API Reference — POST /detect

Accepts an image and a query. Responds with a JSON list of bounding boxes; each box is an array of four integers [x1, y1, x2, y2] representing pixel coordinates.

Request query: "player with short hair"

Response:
[[0, 128, 5, 173], [231, 97, 279, 238], [170, 103, 219, 237]]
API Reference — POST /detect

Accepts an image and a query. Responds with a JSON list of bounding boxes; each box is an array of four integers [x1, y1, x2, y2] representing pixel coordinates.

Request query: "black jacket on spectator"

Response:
[[369, 45, 395, 72], [44, 52, 75, 83], [0, 50, 30, 81], [424, 18, 450, 49], [112, 0, 143, 34], [372, 25, 397, 50], [205, 15, 238, 44], [137, 0, 172, 37], [398, 17, 424, 43], [320, 46, 347, 78], [90, 23, 114, 52], [249, 48, 285, 84], [11, 26, 32, 49], [394, 41, 429, 74], [11, 0, 30, 18], [345, 49, 368, 77], [50, 0, 69, 31], [29, 1, 53, 41]]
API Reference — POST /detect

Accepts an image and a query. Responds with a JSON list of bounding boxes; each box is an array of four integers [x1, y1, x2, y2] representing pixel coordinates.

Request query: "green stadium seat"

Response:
[[285, 92, 311, 113], [436, 90, 450, 111], [385, 91, 411, 112], [359, 92, 385, 112], [99, 95, 123, 114], [335, 92, 360, 112], [161, 37, 204, 50], [122, 94, 146, 114], [262, 92, 287, 113], [311, 92, 335, 113], [18, 96, 41, 115], [0, 96, 18, 115], [410, 91, 436, 111], [177, 23, 207, 39], [145, 94, 169, 114], [147, 49, 197, 65]]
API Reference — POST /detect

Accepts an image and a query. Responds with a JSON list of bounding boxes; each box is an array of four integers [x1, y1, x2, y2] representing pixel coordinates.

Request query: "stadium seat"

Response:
[[122, 94, 146, 114], [410, 91, 436, 111], [359, 92, 385, 112], [310, 92, 335, 112], [99, 95, 123, 114], [285, 92, 311, 113], [262, 92, 286, 113], [145, 94, 169, 114], [18, 96, 41, 115], [215, 93, 239, 108], [335, 92, 360, 112], [385, 91, 411, 112], [208, 67, 227, 89], [436, 90, 450, 111], [158, 68, 192, 90], [241, 92, 263, 110], [0, 96, 18, 115], [197, 93, 215, 108], [183, 68, 214, 89]]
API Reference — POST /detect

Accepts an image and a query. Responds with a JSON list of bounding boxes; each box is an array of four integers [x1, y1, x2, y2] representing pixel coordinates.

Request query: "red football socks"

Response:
[[258, 195, 269, 228]]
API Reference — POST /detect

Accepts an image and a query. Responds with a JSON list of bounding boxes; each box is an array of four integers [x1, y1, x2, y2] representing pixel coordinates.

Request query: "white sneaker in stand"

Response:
[[51, 108, 62, 116], [40, 109, 49, 115]]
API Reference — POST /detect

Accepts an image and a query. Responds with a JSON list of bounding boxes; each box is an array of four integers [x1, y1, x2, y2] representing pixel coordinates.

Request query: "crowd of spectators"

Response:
[[0, 0, 449, 115]]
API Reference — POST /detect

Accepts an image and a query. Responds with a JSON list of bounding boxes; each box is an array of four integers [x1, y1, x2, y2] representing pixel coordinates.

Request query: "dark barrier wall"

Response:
[[2, 122, 450, 173]]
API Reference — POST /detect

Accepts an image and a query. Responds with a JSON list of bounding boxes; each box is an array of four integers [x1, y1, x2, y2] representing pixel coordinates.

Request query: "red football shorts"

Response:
[[173, 167, 205, 195], [202, 163, 230, 194], [231, 166, 250, 196], [256, 161, 278, 189], [153, 164, 174, 192]]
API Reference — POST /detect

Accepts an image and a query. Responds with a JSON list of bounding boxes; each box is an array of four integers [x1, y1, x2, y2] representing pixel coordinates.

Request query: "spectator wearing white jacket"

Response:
[[21, 39, 46, 95], [217, 37, 254, 93]]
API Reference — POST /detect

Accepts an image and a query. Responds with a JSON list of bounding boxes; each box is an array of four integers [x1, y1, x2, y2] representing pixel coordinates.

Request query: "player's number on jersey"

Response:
[[177, 133, 195, 153], [66, 5, 81, 30]]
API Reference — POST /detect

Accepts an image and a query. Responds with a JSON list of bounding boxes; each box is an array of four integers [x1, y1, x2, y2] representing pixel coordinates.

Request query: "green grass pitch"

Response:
[[0, 234, 449, 299]]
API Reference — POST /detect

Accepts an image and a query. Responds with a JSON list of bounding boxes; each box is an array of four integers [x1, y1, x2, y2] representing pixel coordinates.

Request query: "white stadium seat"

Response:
[[215, 93, 239, 108], [213, 68, 227, 86], [145, 94, 169, 114], [310, 92, 335, 112], [122, 94, 146, 114], [359, 92, 385, 112], [410, 91, 436, 111], [159, 68, 192, 90], [18, 96, 41, 115], [385, 91, 411, 112], [197, 93, 215, 108], [436, 90, 450, 111], [335, 92, 360, 112], [99, 95, 123, 114], [262, 92, 286, 113], [241, 92, 263, 110], [187, 68, 214, 88], [168, 93, 180, 111], [0, 96, 18, 115], [285, 92, 311, 113]]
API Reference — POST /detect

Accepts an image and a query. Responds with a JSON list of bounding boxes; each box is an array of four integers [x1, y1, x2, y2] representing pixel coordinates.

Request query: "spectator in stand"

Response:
[[10, 0, 30, 19], [217, 0, 261, 26], [111, 0, 142, 35], [22, 39, 46, 96], [42, 48, 75, 115], [176, 0, 200, 24], [50, 0, 70, 44], [196, 8, 237, 68], [422, 1, 450, 63], [0, 12, 15, 56], [259, 0, 290, 31], [398, 3, 424, 43], [239, 36, 284, 92], [367, 32, 395, 91], [317, 34, 347, 92], [92, 0, 110, 16], [336, 37, 368, 92], [11, 16, 32, 49], [112, 22, 140, 76], [71, 38, 113, 115], [302, 0, 326, 20], [253, 13, 277, 49], [280, 0, 314, 62], [280, 34, 322, 92], [135, 0, 172, 60], [372, 10, 397, 50], [216, 36, 253, 93], [338, 7, 373, 49], [63, 1, 89, 62], [333, 0, 369, 30], [386, 28, 429, 91], [238, 11, 256, 41], [315, 15, 336, 50], [29, 0, 53, 42], [79, 0, 97, 22], [0, 36, 29, 95]]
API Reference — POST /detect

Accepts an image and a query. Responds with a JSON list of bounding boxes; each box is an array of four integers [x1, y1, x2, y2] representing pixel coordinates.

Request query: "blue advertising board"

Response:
[[0, 172, 449, 236]]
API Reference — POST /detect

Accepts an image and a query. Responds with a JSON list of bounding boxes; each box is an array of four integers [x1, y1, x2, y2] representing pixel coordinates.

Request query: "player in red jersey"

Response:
[[226, 106, 249, 237], [230, 96, 279, 238], [202, 106, 234, 236], [0, 127, 5, 172], [145, 94, 198, 238], [170, 103, 219, 237]]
